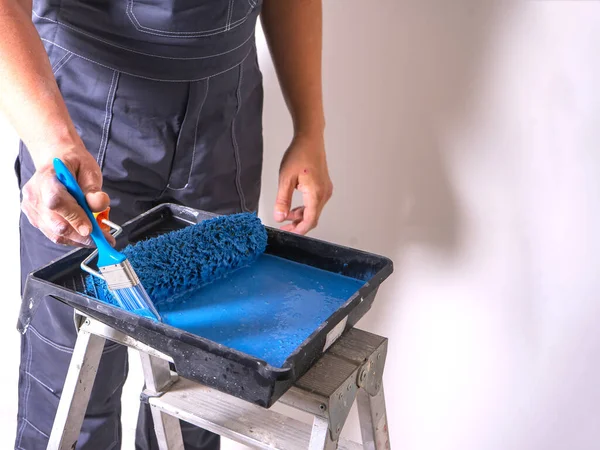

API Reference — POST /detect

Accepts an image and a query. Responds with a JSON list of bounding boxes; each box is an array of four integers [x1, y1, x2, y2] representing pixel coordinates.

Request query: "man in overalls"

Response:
[[0, 0, 332, 448]]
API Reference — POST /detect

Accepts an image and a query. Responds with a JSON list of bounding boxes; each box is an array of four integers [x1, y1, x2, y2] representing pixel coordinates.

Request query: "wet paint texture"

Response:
[[82, 213, 364, 367], [157, 254, 364, 367]]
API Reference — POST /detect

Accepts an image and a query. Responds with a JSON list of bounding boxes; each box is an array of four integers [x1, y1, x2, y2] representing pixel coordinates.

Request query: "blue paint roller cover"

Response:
[[85, 212, 268, 307]]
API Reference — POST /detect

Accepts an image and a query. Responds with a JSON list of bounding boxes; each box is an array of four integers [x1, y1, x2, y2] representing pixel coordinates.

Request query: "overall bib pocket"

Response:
[[127, 0, 260, 38]]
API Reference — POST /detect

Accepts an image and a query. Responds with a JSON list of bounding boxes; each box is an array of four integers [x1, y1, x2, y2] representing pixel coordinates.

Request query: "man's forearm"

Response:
[[260, 0, 325, 137], [0, 0, 81, 166]]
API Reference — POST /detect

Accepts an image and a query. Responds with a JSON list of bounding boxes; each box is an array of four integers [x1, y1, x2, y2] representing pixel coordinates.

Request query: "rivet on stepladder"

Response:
[[358, 365, 368, 386]]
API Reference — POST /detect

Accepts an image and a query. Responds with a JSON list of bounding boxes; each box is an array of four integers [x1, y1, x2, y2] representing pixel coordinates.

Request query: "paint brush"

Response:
[[53, 157, 162, 321]]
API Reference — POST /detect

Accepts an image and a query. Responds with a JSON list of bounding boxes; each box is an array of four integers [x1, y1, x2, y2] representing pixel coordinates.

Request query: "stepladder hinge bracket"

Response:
[[326, 373, 359, 441], [357, 340, 388, 397]]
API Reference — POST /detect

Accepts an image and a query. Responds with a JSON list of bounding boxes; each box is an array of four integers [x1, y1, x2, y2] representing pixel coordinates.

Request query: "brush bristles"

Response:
[[112, 284, 161, 320]]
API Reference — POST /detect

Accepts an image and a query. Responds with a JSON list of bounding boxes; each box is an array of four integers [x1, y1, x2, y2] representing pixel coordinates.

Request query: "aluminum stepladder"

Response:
[[46, 312, 391, 450]]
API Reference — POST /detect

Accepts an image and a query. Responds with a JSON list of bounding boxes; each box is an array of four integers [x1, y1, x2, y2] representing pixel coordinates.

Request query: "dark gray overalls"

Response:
[[14, 0, 264, 448]]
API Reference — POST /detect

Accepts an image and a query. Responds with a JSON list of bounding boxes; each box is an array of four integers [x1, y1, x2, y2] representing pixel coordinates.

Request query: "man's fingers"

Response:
[[42, 206, 115, 247], [41, 177, 93, 236], [36, 204, 113, 247], [44, 230, 93, 247], [285, 206, 305, 222], [77, 164, 107, 208], [79, 164, 110, 212], [19, 151, 112, 249], [289, 186, 319, 235], [58, 157, 109, 231], [24, 174, 111, 248], [274, 173, 297, 222], [21, 198, 40, 229], [86, 191, 110, 213], [277, 177, 332, 235], [292, 213, 317, 235], [281, 222, 300, 233], [39, 211, 94, 247]]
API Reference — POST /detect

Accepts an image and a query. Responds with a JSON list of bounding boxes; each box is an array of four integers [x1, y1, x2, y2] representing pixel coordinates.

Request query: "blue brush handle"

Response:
[[53, 158, 125, 267]]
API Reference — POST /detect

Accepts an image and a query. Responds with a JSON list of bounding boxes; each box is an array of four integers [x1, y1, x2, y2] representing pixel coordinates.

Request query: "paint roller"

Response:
[[84, 211, 268, 314]]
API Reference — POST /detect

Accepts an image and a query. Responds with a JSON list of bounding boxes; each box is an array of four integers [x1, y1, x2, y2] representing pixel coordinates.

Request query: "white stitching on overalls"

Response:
[[107, 400, 119, 450], [232, 59, 249, 212], [29, 326, 73, 353], [188, 78, 210, 186], [33, 10, 255, 59], [165, 47, 254, 193], [16, 335, 33, 448], [50, 50, 70, 72], [166, 78, 210, 191], [28, 325, 121, 354], [97, 71, 120, 170], [23, 419, 50, 439], [40, 39, 254, 83], [25, 371, 56, 394], [166, 83, 195, 190], [226, 0, 234, 32], [52, 53, 73, 75]]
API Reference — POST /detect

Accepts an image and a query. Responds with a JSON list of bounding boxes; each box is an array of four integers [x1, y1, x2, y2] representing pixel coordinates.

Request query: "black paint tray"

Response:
[[17, 203, 393, 407]]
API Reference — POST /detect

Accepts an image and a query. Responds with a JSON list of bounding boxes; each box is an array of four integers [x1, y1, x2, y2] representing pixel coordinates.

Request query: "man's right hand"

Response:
[[21, 149, 115, 247], [0, 0, 116, 247]]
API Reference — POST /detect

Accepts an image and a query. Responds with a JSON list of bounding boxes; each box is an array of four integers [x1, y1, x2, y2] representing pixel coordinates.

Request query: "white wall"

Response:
[[1, 1, 599, 449]]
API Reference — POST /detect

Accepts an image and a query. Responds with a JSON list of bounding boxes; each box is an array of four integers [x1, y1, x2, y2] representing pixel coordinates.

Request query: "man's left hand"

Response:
[[274, 133, 333, 235]]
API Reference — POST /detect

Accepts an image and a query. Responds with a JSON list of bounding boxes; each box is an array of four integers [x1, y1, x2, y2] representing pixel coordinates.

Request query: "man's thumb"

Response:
[[274, 175, 296, 222], [78, 166, 110, 212]]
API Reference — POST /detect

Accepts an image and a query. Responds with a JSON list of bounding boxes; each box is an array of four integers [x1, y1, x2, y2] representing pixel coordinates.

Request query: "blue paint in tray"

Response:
[[157, 254, 365, 367]]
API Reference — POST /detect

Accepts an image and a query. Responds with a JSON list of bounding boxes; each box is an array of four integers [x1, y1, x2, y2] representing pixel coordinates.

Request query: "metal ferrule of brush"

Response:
[[99, 259, 141, 290]]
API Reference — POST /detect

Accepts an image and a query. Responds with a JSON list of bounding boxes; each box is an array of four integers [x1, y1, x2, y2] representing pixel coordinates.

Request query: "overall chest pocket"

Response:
[[126, 0, 259, 38]]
